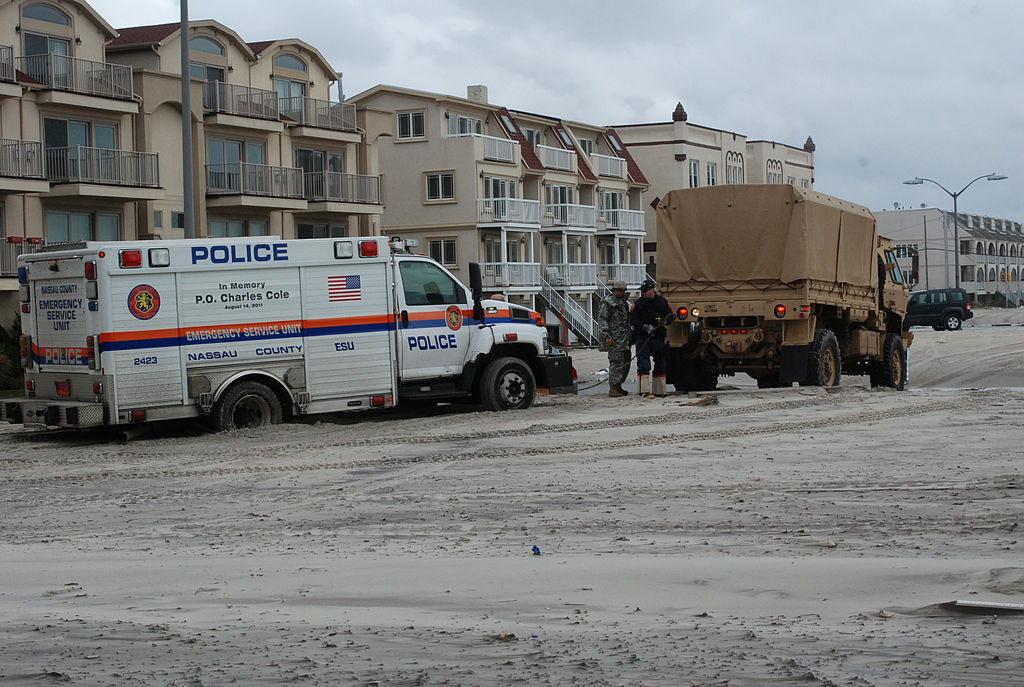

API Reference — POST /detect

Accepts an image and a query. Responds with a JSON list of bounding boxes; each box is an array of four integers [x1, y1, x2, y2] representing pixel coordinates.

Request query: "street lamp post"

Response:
[[903, 173, 1008, 289]]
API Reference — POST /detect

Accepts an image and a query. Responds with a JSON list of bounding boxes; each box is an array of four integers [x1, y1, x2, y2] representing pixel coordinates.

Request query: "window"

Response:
[[273, 54, 306, 72], [209, 219, 267, 237], [153, 210, 163, 229], [24, 32, 69, 57], [400, 260, 464, 306], [726, 152, 744, 184], [190, 37, 224, 55], [428, 238, 457, 266], [425, 172, 454, 201], [43, 117, 118, 149], [800, 179, 809, 188], [578, 138, 594, 156], [190, 62, 224, 82], [787, 176, 796, 186], [171, 212, 185, 229], [689, 160, 700, 188], [483, 175, 517, 221], [766, 160, 784, 184], [523, 128, 542, 148], [23, 3, 71, 25], [448, 114, 482, 135], [600, 190, 624, 228], [397, 111, 425, 139], [46, 211, 119, 243], [544, 183, 575, 224], [707, 162, 718, 186], [298, 223, 347, 239]]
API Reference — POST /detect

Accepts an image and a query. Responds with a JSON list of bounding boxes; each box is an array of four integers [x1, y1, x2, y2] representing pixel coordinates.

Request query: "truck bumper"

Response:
[[3, 398, 106, 428], [537, 354, 577, 395]]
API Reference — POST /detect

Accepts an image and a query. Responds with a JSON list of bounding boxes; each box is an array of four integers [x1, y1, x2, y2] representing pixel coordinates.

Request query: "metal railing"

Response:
[[0, 45, 14, 83], [2, 237, 44, 276], [206, 162, 304, 197], [540, 274, 598, 345], [477, 198, 540, 224], [304, 171, 382, 204], [544, 203, 596, 227], [444, 133, 517, 163], [544, 262, 597, 286], [536, 144, 575, 171], [45, 146, 159, 186], [203, 81, 279, 120], [480, 261, 541, 288], [600, 264, 646, 284], [1, 139, 45, 178], [15, 53, 133, 100], [593, 153, 625, 178], [601, 209, 645, 231], [279, 96, 357, 132]]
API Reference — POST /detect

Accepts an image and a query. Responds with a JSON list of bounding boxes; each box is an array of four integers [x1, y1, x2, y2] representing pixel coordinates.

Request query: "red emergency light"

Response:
[[84, 260, 97, 279], [119, 250, 143, 268], [359, 241, 378, 258]]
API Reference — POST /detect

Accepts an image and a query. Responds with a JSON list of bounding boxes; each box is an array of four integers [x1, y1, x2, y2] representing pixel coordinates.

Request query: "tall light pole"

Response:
[[903, 173, 1007, 288]]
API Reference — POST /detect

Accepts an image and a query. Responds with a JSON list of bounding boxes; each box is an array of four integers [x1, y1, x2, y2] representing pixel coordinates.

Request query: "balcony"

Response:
[[599, 263, 646, 285], [1, 45, 14, 83], [444, 133, 518, 163], [203, 81, 279, 121], [15, 53, 133, 100], [544, 262, 597, 287], [304, 171, 382, 205], [45, 146, 159, 188], [600, 209, 645, 232], [536, 145, 576, 172], [480, 261, 542, 288], [0, 139, 49, 193], [280, 96, 358, 133], [476, 198, 540, 225], [544, 203, 596, 228], [206, 161, 306, 210], [2, 237, 44, 277], [592, 153, 625, 178]]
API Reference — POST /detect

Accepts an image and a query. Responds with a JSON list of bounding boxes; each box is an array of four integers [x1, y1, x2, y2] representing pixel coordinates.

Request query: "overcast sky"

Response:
[[90, 0, 1023, 221]]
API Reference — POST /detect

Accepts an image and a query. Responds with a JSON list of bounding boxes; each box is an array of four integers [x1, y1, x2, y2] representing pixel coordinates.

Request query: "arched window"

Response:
[[190, 36, 224, 55], [999, 243, 1007, 256], [988, 243, 996, 256], [23, 3, 70, 25], [274, 54, 306, 72], [976, 241, 984, 255], [988, 267, 996, 281], [976, 267, 985, 281]]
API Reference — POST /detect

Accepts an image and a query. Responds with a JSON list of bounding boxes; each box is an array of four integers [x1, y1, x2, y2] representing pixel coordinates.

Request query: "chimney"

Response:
[[467, 85, 488, 104]]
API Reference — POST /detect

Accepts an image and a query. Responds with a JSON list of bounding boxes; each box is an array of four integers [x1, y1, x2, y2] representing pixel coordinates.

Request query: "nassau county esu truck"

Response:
[[3, 236, 574, 431]]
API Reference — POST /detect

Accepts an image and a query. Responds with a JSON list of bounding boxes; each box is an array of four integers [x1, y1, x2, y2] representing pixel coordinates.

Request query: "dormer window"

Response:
[[23, 3, 70, 25]]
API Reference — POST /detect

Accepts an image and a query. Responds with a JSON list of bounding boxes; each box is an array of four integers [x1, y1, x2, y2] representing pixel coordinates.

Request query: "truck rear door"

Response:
[[394, 258, 472, 380], [29, 258, 92, 393]]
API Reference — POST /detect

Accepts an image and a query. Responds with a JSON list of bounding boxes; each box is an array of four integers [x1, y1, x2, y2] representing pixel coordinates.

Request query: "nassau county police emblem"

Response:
[[127, 284, 160, 320], [445, 304, 463, 331]]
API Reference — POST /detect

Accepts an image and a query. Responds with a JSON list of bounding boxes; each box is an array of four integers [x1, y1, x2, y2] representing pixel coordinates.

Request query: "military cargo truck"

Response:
[[656, 185, 912, 391]]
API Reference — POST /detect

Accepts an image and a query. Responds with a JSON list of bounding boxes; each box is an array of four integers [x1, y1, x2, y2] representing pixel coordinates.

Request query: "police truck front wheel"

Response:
[[214, 381, 283, 431], [480, 357, 536, 411]]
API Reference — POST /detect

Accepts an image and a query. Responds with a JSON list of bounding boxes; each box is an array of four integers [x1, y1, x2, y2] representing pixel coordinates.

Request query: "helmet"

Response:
[[611, 280, 627, 291], [640, 279, 657, 292]]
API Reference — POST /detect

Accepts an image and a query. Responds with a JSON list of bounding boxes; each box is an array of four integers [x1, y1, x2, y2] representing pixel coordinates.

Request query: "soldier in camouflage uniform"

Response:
[[598, 281, 631, 397]]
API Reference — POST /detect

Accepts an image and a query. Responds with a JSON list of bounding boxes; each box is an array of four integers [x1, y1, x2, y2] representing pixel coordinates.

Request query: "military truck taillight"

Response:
[[774, 304, 787, 318], [677, 307, 689, 319]]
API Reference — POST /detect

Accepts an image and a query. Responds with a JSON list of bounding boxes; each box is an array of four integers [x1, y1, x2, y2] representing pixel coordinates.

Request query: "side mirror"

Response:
[[469, 262, 485, 322]]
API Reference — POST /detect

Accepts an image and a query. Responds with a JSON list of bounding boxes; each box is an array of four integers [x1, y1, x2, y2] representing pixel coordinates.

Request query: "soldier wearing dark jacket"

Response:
[[598, 281, 631, 397], [630, 279, 674, 397]]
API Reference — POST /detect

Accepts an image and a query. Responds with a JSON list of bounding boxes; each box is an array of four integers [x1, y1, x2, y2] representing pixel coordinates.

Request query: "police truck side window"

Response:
[[399, 261, 465, 306]]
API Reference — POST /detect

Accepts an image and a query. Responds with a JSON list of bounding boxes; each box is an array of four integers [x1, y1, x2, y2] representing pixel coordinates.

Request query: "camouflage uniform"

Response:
[[598, 289, 632, 390]]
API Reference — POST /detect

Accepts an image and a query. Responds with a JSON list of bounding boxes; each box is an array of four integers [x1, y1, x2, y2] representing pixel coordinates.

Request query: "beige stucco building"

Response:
[[614, 102, 815, 270], [349, 84, 649, 343], [1, 0, 381, 327], [875, 207, 1024, 306]]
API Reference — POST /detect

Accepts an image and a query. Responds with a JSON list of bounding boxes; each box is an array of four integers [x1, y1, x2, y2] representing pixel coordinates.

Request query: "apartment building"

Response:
[[0, 0, 382, 326], [614, 102, 815, 269], [876, 208, 1024, 306], [1, 0, 161, 319], [349, 84, 649, 344]]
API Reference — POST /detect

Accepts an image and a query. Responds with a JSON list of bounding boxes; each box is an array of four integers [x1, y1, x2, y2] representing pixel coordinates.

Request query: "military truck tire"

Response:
[[870, 333, 906, 390], [945, 313, 962, 331], [214, 381, 283, 431], [480, 357, 536, 411], [801, 329, 841, 387]]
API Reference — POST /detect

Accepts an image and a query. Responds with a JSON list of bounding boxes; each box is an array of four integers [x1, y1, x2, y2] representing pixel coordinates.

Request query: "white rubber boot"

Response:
[[637, 375, 649, 396], [652, 375, 667, 397]]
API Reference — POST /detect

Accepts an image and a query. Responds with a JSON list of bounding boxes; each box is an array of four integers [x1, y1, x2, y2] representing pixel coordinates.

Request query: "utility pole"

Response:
[[180, 0, 195, 238]]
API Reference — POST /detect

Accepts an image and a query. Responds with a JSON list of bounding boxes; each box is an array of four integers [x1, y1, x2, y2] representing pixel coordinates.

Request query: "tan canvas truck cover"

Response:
[[656, 185, 879, 288]]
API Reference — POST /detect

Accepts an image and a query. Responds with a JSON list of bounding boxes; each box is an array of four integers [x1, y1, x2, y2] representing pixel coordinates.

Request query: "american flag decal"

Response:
[[328, 274, 362, 301]]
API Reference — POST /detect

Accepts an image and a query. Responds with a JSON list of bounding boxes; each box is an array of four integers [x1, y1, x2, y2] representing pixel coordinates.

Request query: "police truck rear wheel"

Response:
[[214, 382, 283, 431], [480, 357, 536, 411]]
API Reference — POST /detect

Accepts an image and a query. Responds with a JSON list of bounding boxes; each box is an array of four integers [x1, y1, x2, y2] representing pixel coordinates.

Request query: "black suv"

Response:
[[905, 288, 973, 331]]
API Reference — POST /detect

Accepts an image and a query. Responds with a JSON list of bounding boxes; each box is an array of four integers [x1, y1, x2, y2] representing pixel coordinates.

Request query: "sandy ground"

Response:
[[1, 308, 1023, 685]]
